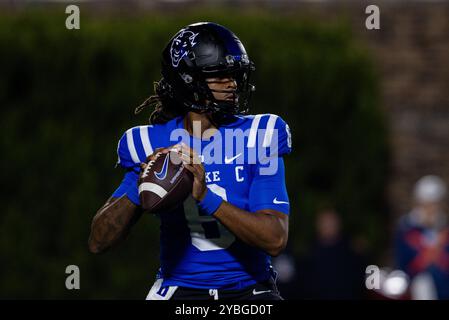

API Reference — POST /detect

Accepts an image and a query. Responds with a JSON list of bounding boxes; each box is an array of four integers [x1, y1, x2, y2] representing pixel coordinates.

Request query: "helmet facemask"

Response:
[[184, 60, 255, 117]]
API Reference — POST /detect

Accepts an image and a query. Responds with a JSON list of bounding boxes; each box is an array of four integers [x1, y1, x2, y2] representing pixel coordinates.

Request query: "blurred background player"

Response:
[[394, 175, 449, 299], [298, 208, 366, 299]]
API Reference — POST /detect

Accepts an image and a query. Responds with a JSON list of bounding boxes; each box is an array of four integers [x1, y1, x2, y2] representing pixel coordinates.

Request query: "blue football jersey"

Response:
[[112, 114, 292, 289]]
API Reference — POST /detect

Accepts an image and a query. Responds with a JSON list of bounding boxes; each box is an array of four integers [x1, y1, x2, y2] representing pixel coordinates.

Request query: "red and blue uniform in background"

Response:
[[395, 212, 449, 299]]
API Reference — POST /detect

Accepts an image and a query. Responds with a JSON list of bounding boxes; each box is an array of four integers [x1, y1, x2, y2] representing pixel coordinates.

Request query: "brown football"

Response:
[[138, 150, 194, 213]]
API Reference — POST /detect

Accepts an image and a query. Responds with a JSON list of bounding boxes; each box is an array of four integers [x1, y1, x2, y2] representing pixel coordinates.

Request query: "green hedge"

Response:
[[0, 9, 388, 298]]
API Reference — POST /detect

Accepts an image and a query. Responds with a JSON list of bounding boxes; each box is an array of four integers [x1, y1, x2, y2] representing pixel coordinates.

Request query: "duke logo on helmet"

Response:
[[170, 30, 199, 68]]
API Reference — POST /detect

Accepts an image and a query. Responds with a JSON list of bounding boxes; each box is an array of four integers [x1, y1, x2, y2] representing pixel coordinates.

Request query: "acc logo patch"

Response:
[[170, 29, 199, 68]]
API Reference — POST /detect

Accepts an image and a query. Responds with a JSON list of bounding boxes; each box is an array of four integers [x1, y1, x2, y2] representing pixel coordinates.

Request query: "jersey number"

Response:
[[184, 184, 235, 251]]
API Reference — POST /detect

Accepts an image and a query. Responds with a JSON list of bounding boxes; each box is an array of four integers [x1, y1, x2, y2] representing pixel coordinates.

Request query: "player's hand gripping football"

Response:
[[139, 147, 171, 173], [176, 143, 207, 202]]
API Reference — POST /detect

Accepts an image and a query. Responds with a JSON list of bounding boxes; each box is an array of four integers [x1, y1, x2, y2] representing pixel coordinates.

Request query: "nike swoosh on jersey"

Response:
[[273, 197, 289, 205], [224, 153, 242, 164], [252, 289, 272, 295], [154, 154, 170, 180]]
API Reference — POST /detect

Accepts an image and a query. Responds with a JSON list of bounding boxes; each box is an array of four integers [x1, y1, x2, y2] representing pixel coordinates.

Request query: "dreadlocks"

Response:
[[135, 78, 239, 127], [134, 79, 186, 125]]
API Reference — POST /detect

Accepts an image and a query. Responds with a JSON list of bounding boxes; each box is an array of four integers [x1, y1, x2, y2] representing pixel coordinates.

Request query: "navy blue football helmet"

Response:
[[158, 22, 255, 116]]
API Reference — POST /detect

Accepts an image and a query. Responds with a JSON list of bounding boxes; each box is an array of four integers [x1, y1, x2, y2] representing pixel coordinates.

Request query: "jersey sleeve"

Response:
[[112, 130, 143, 205], [248, 157, 290, 214], [111, 170, 140, 205], [275, 116, 292, 157], [116, 130, 141, 173], [247, 114, 292, 160]]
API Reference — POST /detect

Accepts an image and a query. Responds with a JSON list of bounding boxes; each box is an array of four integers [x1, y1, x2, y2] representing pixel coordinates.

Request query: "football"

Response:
[[138, 149, 194, 213]]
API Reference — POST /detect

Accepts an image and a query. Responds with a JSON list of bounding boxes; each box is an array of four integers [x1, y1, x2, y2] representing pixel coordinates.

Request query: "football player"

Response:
[[88, 22, 292, 300]]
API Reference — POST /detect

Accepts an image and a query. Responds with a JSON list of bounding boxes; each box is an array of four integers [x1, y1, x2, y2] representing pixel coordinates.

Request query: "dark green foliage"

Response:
[[0, 9, 388, 298]]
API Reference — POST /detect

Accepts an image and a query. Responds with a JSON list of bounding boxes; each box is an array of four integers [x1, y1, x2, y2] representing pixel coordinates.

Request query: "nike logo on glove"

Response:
[[252, 289, 272, 296], [273, 197, 289, 205], [224, 153, 242, 164]]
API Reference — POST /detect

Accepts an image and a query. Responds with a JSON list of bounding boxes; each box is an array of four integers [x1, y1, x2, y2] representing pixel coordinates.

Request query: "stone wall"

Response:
[[275, 0, 449, 219], [289, 0, 449, 218], [355, 2, 449, 218]]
